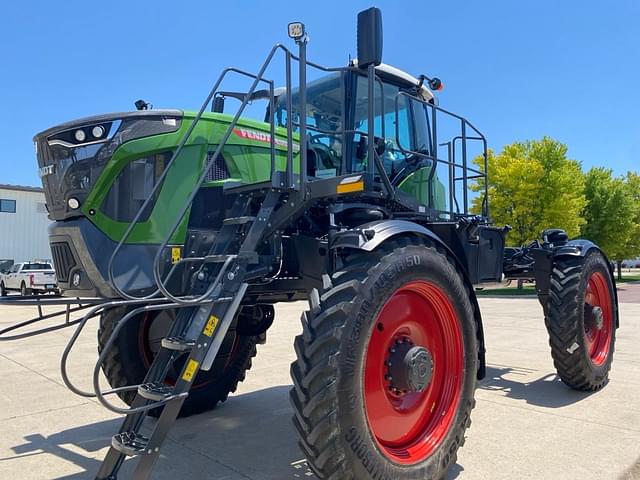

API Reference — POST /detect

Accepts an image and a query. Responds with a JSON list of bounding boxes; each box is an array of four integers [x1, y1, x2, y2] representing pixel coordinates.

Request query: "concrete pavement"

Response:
[[617, 281, 640, 304], [0, 294, 638, 480]]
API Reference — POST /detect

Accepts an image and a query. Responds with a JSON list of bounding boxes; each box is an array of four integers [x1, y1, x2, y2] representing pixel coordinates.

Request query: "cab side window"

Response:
[[353, 76, 415, 176]]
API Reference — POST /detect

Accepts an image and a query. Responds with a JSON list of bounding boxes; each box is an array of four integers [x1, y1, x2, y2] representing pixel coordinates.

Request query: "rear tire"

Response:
[[290, 238, 477, 480], [545, 251, 616, 390], [98, 305, 272, 417], [20, 282, 31, 296], [0, 282, 6, 296]]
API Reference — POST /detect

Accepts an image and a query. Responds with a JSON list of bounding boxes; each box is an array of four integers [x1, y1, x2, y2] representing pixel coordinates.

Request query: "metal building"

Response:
[[0, 184, 52, 269]]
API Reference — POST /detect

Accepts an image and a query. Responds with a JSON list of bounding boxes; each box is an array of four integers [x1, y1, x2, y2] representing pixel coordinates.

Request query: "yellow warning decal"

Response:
[[336, 175, 364, 194], [171, 247, 181, 264], [182, 359, 199, 382], [337, 180, 364, 194], [203, 315, 219, 337]]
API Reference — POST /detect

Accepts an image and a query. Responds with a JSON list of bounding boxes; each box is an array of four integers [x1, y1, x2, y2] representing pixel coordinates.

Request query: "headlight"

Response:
[[92, 125, 105, 138], [74, 129, 86, 142]]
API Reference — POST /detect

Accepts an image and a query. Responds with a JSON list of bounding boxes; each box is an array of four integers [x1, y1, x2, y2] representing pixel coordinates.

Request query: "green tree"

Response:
[[622, 172, 640, 261], [580, 168, 637, 279], [472, 137, 586, 246]]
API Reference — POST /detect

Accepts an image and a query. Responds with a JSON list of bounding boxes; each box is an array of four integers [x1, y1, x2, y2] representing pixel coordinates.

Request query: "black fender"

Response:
[[331, 219, 487, 379], [555, 239, 620, 328], [535, 238, 620, 328]]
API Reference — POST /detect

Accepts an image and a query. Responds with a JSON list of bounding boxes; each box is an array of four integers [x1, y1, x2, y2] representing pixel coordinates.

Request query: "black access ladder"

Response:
[[94, 190, 281, 479]]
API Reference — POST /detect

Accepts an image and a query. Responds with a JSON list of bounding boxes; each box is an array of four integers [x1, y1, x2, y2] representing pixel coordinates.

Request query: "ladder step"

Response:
[[112, 432, 150, 457], [223, 216, 255, 225], [138, 382, 177, 402], [161, 336, 195, 351]]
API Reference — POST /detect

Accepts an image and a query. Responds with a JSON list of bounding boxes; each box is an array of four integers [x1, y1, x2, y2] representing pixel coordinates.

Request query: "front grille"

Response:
[[51, 242, 76, 282], [205, 152, 229, 182]]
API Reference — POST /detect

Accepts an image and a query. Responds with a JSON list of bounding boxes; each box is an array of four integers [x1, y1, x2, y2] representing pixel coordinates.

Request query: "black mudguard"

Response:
[[534, 239, 620, 328]]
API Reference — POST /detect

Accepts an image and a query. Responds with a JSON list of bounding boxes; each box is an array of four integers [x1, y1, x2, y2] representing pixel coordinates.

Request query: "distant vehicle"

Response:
[[0, 262, 58, 296], [621, 259, 640, 268]]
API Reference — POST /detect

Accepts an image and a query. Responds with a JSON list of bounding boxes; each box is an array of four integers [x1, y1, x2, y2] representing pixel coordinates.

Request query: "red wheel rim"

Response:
[[584, 271, 613, 366], [364, 281, 464, 464]]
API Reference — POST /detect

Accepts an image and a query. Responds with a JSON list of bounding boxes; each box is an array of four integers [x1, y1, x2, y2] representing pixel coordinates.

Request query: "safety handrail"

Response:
[[59, 297, 176, 398], [105, 60, 276, 300], [141, 42, 355, 303], [107, 43, 301, 302], [0, 296, 105, 341], [148, 51, 289, 304], [91, 301, 204, 414], [105, 38, 491, 303], [392, 91, 488, 219]]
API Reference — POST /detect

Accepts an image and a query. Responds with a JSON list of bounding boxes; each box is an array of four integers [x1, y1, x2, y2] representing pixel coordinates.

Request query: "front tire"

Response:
[[0, 282, 6, 296], [99, 305, 272, 417], [545, 251, 616, 390], [290, 238, 477, 480]]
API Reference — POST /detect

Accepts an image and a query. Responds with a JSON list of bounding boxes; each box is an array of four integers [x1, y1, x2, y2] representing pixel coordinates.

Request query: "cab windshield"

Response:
[[275, 73, 344, 177]]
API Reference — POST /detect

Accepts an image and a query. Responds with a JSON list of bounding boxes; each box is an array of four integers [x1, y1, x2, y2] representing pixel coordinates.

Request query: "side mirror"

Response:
[[357, 7, 383, 68]]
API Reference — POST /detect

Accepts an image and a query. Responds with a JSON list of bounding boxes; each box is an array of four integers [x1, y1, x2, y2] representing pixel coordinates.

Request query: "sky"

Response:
[[1, 0, 638, 187]]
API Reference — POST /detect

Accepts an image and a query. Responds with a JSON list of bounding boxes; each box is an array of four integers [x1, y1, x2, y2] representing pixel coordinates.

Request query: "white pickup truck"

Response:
[[0, 262, 58, 296]]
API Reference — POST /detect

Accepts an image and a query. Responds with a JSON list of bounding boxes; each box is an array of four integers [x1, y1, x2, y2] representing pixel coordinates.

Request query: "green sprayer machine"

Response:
[[0, 8, 618, 480]]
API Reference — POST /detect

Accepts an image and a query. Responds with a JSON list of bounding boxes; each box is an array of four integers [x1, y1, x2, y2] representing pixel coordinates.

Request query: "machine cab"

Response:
[[274, 64, 448, 213]]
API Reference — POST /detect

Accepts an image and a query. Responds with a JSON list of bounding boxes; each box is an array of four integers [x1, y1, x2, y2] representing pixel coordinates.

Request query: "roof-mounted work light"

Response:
[[288, 22, 306, 41]]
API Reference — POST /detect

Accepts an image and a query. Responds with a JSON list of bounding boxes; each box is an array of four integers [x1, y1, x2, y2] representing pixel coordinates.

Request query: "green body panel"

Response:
[[397, 167, 446, 211], [81, 110, 442, 245], [82, 112, 300, 244]]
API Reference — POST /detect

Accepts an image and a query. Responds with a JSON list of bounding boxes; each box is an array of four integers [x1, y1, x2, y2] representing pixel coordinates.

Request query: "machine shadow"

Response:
[[5, 384, 466, 479], [5, 417, 122, 479], [478, 364, 593, 408]]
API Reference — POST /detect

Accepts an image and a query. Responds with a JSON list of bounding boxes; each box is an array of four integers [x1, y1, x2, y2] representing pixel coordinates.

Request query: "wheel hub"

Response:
[[386, 337, 433, 395], [584, 304, 604, 331]]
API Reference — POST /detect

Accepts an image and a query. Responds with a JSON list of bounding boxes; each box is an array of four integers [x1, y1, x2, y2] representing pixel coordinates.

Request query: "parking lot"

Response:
[[0, 289, 639, 480]]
